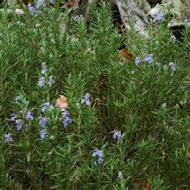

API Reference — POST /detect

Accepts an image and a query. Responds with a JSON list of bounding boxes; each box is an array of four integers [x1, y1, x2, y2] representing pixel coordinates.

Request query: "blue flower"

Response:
[[144, 54, 153, 64], [112, 130, 122, 140], [92, 148, 104, 164], [16, 119, 22, 131], [41, 102, 51, 112], [135, 57, 141, 66], [97, 157, 103, 164], [5, 133, 13, 142], [81, 93, 91, 106], [61, 108, 72, 128], [155, 12, 163, 21], [36, 0, 45, 9], [27, 3, 40, 16], [92, 148, 103, 164], [10, 113, 17, 121], [39, 116, 48, 128], [49, 0, 55, 5], [41, 62, 47, 74], [92, 148, 103, 158], [38, 76, 45, 87], [169, 62, 176, 71], [27, 3, 35, 13], [40, 129, 47, 139], [187, 19, 190, 26], [26, 111, 34, 120], [62, 109, 69, 117], [48, 75, 55, 87], [63, 116, 72, 128]]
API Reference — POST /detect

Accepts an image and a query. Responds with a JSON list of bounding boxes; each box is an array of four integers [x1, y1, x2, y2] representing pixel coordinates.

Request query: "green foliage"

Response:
[[0, 2, 190, 189]]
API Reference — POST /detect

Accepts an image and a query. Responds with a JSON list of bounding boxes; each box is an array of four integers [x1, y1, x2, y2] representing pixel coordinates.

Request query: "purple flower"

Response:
[[92, 148, 103, 158], [26, 111, 34, 120], [135, 57, 141, 66], [61, 108, 71, 128], [187, 19, 190, 26], [169, 62, 176, 71], [41, 102, 51, 112], [39, 116, 47, 128], [97, 157, 103, 164], [27, 3, 40, 16], [112, 130, 122, 140], [144, 54, 153, 64], [16, 119, 22, 131], [155, 12, 163, 21], [81, 93, 91, 106], [40, 129, 47, 139], [27, 3, 35, 13], [10, 113, 17, 121], [62, 108, 69, 117], [49, 0, 55, 5], [38, 76, 45, 87], [5, 133, 13, 142], [48, 75, 55, 87], [63, 116, 72, 128], [92, 148, 103, 164], [41, 62, 47, 74], [36, 0, 45, 9]]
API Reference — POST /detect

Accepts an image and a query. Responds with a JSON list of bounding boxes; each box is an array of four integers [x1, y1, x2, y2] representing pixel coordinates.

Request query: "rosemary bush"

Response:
[[0, 2, 190, 189]]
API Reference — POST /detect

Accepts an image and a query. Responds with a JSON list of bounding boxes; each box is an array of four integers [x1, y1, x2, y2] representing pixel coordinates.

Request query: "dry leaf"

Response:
[[118, 48, 133, 64], [146, 182, 151, 189], [56, 95, 68, 110], [64, 0, 80, 9]]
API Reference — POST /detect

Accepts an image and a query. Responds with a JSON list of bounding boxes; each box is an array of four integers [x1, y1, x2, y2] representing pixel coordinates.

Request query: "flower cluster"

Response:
[[39, 102, 53, 139], [10, 113, 17, 121], [39, 116, 48, 128], [169, 62, 176, 71], [81, 93, 91, 106], [40, 129, 47, 139], [38, 63, 55, 87], [27, 0, 44, 16], [92, 148, 103, 164], [26, 111, 34, 120], [10, 110, 34, 132], [27, 0, 55, 16], [62, 108, 72, 128], [5, 133, 13, 143], [144, 54, 153, 64], [135, 54, 176, 71], [16, 119, 22, 131], [155, 12, 163, 21], [135, 54, 153, 65], [112, 130, 122, 141], [135, 57, 141, 66], [27, 3, 40, 16], [41, 102, 53, 112]]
